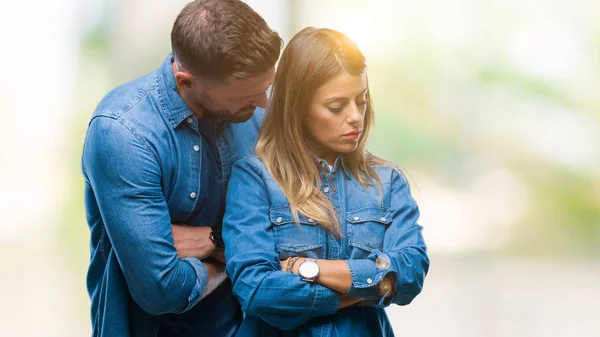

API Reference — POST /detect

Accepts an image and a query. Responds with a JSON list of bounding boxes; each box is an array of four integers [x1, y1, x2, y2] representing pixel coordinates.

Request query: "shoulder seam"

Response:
[[89, 115, 159, 163]]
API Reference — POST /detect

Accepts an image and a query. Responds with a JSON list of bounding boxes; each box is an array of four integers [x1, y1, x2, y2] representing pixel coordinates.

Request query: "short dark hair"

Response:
[[171, 0, 282, 81]]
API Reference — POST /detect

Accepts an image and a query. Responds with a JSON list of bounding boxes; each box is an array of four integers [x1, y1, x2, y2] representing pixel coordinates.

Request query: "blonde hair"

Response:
[[256, 27, 392, 236]]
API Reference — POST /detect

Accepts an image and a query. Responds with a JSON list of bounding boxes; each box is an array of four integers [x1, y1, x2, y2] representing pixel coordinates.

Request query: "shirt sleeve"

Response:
[[82, 116, 207, 315], [346, 168, 430, 307], [223, 158, 342, 331]]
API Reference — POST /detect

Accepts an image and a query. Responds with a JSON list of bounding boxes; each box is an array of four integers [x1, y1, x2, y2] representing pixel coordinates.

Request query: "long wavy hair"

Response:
[[256, 27, 392, 236]]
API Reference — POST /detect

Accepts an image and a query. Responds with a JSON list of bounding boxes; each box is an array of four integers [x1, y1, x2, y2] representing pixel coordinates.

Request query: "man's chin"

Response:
[[227, 109, 255, 123]]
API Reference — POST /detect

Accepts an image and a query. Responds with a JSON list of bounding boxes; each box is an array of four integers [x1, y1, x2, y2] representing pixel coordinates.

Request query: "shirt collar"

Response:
[[157, 53, 195, 129], [316, 156, 351, 176]]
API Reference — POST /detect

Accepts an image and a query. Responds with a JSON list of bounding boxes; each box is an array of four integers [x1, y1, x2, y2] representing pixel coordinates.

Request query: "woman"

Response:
[[223, 27, 429, 337]]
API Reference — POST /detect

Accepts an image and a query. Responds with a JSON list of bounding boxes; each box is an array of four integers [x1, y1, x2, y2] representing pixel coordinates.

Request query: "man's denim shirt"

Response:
[[82, 55, 263, 337], [223, 156, 430, 336]]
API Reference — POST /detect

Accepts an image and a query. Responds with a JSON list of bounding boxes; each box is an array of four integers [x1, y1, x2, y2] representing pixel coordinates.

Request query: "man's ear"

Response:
[[174, 71, 194, 89]]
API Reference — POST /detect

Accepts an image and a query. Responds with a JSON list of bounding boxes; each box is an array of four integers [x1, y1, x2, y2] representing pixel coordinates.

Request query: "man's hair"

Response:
[[171, 0, 282, 81]]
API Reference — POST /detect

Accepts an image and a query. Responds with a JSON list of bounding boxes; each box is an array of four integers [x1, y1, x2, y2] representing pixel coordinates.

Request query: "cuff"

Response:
[[177, 257, 209, 313], [346, 250, 396, 307], [305, 285, 342, 320]]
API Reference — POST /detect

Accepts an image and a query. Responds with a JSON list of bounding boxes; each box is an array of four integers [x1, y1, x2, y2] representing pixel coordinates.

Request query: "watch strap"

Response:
[[211, 226, 225, 248]]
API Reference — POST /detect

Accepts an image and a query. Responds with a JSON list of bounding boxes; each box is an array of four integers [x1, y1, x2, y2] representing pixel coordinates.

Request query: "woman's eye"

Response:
[[356, 100, 367, 107], [328, 106, 343, 113]]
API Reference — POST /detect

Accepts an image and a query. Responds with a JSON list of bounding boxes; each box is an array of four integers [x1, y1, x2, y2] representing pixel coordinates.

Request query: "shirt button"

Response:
[[308, 218, 314, 223], [193, 145, 200, 152], [353, 216, 360, 221], [379, 279, 392, 294], [332, 187, 338, 193], [380, 217, 387, 222], [189, 192, 197, 199], [186, 117, 194, 124], [323, 186, 330, 193], [276, 217, 282, 223], [376, 254, 391, 270], [366, 278, 373, 284]]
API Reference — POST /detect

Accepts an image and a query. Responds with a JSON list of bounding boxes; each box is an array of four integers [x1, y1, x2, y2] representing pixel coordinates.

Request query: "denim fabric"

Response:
[[223, 156, 429, 336], [82, 54, 264, 337], [192, 116, 223, 229]]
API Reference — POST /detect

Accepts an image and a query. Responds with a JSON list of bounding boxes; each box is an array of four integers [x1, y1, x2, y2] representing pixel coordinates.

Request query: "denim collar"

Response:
[[156, 53, 195, 129]]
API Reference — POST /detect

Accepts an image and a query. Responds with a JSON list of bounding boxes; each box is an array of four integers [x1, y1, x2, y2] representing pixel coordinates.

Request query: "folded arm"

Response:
[[344, 169, 430, 307], [83, 117, 215, 315], [223, 159, 342, 330], [171, 224, 228, 297]]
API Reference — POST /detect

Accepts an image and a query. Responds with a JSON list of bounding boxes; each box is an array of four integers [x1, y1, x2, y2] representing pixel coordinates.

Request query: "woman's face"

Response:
[[304, 71, 368, 164]]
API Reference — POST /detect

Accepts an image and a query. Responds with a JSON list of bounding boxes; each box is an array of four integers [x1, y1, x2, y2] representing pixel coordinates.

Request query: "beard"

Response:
[[194, 96, 256, 123]]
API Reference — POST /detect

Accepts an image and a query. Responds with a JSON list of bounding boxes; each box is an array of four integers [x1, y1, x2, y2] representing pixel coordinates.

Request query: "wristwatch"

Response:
[[298, 258, 320, 282], [210, 227, 225, 248], [209, 230, 216, 246]]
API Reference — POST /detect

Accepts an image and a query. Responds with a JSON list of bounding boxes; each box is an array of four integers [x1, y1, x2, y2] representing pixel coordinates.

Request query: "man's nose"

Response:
[[252, 92, 269, 109]]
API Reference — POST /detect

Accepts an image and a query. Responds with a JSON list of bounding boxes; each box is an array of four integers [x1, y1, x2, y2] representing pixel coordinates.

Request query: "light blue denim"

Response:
[[223, 155, 430, 337], [82, 54, 264, 337]]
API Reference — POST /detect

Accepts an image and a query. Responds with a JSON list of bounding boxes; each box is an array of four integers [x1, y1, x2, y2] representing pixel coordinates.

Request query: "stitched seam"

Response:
[[91, 115, 161, 164], [304, 284, 319, 324], [346, 205, 390, 213], [99, 227, 107, 263]]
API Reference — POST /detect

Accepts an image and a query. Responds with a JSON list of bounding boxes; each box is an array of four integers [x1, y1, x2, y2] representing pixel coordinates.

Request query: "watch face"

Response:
[[299, 260, 319, 278]]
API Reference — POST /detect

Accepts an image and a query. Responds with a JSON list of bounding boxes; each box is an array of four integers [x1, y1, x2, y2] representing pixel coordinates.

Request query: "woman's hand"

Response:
[[280, 257, 301, 273], [280, 257, 352, 294]]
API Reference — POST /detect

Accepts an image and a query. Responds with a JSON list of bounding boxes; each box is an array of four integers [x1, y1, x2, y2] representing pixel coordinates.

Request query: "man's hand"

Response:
[[171, 224, 215, 260], [202, 259, 228, 298]]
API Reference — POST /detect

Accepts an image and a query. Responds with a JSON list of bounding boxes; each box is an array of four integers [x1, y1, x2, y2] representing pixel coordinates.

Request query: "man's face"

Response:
[[189, 67, 275, 123]]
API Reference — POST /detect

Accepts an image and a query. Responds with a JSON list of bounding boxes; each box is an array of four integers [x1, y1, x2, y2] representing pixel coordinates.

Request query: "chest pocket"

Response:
[[269, 207, 323, 254], [347, 207, 393, 252]]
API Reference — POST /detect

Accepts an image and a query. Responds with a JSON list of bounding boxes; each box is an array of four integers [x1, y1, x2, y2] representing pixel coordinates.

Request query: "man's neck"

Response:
[[171, 62, 207, 120]]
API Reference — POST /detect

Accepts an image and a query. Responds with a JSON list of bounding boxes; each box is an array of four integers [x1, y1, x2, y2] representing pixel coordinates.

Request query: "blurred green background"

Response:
[[0, 0, 598, 336]]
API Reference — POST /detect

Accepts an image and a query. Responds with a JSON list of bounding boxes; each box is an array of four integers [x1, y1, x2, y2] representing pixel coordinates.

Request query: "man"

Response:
[[81, 1, 282, 336]]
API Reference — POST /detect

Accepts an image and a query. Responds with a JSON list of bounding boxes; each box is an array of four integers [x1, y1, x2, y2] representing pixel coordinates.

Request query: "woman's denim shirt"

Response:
[[223, 155, 430, 336]]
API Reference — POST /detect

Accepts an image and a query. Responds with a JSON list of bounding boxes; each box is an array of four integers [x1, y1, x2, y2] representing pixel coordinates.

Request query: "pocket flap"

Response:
[[346, 207, 393, 225], [270, 207, 317, 226]]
